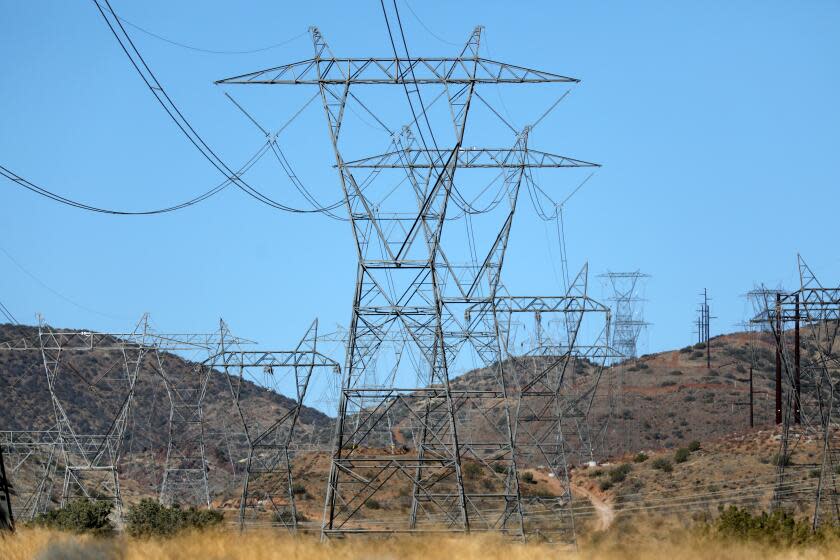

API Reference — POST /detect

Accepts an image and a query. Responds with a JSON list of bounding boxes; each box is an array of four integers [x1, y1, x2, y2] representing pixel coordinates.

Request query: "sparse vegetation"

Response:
[[652, 458, 673, 473], [124, 499, 223, 538], [674, 447, 690, 463], [713, 506, 817, 545], [688, 440, 701, 452], [31, 499, 114, 535], [463, 462, 483, 479], [634, 452, 649, 463], [608, 463, 632, 484], [772, 452, 793, 467], [365, 498, 382, 510]]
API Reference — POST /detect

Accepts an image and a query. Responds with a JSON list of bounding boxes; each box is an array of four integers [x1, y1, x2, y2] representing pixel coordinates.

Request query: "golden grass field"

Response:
[[5, 528, 840, 560]]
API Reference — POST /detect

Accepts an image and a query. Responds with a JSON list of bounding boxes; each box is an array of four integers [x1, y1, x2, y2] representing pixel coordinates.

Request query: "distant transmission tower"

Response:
[[600, 271, 649, 361], [696, 288, 713, 368]]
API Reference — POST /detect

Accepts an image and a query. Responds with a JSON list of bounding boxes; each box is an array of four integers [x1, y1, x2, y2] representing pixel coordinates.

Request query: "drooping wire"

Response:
[[116, 16, 308, 55], [1, 139, 272, 215], [221, 90, 348, 220], [91, 0, 345, 216], [400, 0, 459, 46]]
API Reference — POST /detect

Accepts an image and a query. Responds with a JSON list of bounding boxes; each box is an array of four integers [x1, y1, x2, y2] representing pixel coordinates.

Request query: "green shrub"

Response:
[[652, 458, 673, 473], [688, 440, 701, 452], [125, 499, 223, 538], [365, 498, 382, 510], [521, 471, 536, 484], [291, 483, 307, 495], [608, 463, 632, 484], [32, 499, 114, 535], [714, 506, 814, 545], [633, 452, 648, 463], [674, 448, 690, 463], [598, 480, 613, 491]]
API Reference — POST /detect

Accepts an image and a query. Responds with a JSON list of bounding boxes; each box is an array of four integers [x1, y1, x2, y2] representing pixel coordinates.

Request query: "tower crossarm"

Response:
[[203, 350, 340, 371], [216, 57, 578, 86], [342, 148, 598, 169]]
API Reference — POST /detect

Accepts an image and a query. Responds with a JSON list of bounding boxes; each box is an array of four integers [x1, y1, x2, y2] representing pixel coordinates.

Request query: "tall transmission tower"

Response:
[[218, 23, 598, 538], [599, 271, 649, 361]]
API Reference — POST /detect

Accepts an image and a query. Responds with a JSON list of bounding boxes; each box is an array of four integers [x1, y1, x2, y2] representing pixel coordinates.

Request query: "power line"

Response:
[[0, 300, 17, 324], [0, 136, 278, 215], [116, 16, 308, 55], [91, 0, 344, 217]]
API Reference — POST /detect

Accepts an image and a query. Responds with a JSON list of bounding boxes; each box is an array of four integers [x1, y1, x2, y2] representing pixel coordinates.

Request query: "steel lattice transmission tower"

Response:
[[599, 271, 649, 361], [750, 256, 840, 528], [218, 25, 597, 537]]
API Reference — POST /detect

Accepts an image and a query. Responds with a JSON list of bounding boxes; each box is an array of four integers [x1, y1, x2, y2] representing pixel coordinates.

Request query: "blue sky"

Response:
[[1, 0, 838, 362]]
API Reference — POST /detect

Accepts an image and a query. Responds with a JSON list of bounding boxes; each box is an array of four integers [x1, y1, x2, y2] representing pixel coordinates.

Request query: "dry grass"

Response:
[[4, 527, 840, 560]]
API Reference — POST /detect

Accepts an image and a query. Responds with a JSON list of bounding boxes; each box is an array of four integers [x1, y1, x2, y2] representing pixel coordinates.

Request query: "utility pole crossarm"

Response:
[[215, 57, 578, 86]]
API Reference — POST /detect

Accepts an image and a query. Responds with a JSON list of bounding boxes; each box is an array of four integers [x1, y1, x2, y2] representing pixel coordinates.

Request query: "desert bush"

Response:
[[674, 448, 690, 463], [694, 342, 706, 350], [633, 452, 648, 463], [365, 498, 382, 510], [521, 471, 536, 484], [691, 351, 704, 359], [713, 506, 814, 545], [463, 462, 482, 479], [736, 364, 747, 373], [291, 483, 307, 495], [679, 346, 692, 354], [669, 370, 683, 376], [683, 394, 696, 402], [587, 468, 604, 478], [598, 480, 613, 491], [688, 440, 701, 452], [125, 499, 223, 538], [608, 463, 632, 484], [652, 458, 673, 473], [31, 499, 114, 535], [660, 380, 677, 387], [638, 362, 650, 370], [493, 463, 508, 474]]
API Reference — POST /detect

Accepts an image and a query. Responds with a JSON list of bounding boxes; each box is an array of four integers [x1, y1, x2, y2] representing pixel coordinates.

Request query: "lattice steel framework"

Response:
[[599, 271, 648, 361], [207, 319, 341, 531], [217, 25, 598, 537], [488, 265, 618, 540], [751, 255, 840, 528]]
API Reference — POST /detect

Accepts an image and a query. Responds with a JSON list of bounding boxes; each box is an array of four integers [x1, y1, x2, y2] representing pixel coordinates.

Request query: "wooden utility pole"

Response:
[[0, 444, 14, 533], [775, 293, 783, 425]]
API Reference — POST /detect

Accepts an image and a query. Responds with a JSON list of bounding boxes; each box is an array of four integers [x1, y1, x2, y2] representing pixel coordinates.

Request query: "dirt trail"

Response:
[[571, 483, 615, 531]]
